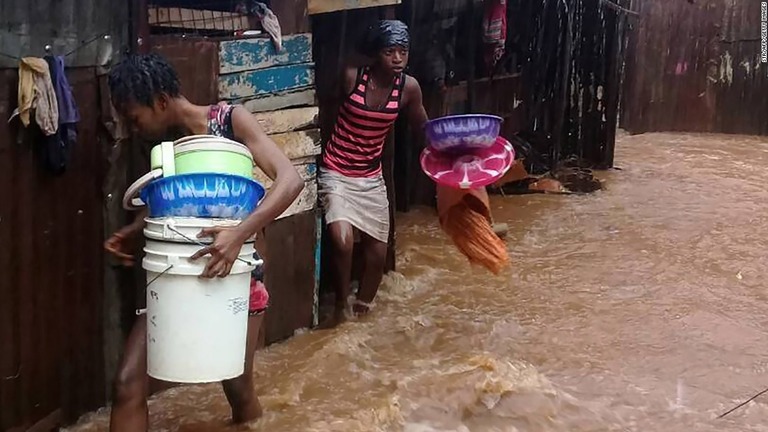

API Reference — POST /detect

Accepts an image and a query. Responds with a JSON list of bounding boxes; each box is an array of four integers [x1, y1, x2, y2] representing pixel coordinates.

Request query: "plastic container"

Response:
[[421, 136, 516, 189], [425, 114, 503, 152], [142, 217, 260, 383], [150, 135, 254, 179], [123, 172, 265, 219]]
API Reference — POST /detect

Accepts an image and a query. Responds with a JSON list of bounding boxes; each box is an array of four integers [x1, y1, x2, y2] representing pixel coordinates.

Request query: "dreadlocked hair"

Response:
[[108, 53, 180, 109]]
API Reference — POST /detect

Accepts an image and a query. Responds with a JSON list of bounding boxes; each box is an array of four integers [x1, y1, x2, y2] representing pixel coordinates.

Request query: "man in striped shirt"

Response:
[[319, 20, 429, 327]]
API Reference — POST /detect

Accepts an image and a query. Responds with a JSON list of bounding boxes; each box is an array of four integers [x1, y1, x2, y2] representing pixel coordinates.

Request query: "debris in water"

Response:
[[529, 178, 567, 193], [718, 386, 768, 418], [489, 163, 603, 195]]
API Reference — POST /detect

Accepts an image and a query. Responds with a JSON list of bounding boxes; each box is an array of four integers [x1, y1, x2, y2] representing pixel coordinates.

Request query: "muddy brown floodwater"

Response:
[[67, 132, 768, 432]]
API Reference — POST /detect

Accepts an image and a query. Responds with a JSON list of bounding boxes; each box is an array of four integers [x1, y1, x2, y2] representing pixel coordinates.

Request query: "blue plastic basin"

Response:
[[140, 173, 266, 220]]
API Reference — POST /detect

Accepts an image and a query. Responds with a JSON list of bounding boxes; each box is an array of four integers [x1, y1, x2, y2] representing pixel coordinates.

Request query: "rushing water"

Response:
[[68, 132, 768, 431]]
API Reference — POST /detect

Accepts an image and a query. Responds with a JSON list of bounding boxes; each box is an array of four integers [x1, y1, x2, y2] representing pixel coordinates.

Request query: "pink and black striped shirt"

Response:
[[322, 67, 405, 178]]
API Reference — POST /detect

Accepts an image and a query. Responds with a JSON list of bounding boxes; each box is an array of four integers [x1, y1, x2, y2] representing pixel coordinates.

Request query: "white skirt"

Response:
[[318, 167, 390, 243]]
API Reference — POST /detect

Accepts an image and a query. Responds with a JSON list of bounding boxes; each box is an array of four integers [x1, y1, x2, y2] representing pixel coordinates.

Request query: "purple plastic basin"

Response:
[[425, 114, 503, 152]]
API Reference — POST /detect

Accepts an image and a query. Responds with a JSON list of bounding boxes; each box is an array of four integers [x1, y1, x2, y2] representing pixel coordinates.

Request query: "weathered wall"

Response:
[[216, 32, 322, 339], [622, 0, 768, 135], [152, 35, 220, 105], [0, 68, 111, 431], [0, 1, 128, 429], [0, 0, 128, 68], [308, 0, 401, 15], [512, 0, 627, 169]]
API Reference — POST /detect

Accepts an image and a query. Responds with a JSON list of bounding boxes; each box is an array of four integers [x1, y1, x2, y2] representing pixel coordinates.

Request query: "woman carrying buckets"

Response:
[[104, 54, 303, 431], [319, 20, 430, 327]]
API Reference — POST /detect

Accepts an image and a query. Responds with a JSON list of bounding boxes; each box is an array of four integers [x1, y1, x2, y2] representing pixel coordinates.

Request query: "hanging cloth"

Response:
[[41, 55, 79, 174], [236, 1, 283, 51], [17, 57, 59, 135], [47, 56, 79, 124], [436, 185, 510, 274], [482, 0, 507, 72]]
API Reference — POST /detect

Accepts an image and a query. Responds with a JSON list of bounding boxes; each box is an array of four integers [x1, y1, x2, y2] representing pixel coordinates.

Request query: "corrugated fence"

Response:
[[0, 68, 108, 430], [622, 0, 768, 135], [0, 0, 127, 427]]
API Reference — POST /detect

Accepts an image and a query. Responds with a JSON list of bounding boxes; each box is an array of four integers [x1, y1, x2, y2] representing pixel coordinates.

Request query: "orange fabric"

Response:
[[436, 185, 510, 274]]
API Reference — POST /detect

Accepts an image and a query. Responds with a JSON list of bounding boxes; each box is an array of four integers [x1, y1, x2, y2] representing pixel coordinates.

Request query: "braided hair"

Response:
[[108, 53, 181, 109]]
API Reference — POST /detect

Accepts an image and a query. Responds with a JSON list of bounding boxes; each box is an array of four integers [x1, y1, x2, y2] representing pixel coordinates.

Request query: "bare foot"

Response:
[[231, 400, 263, 425], [352, 300, 372, 317]]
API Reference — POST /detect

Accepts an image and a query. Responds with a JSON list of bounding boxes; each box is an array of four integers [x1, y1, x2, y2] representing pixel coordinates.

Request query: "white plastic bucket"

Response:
[[142, 217, 259, 383]]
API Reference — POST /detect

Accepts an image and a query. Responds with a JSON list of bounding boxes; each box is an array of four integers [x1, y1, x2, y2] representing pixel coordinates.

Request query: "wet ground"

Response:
[[68, 132, 768, 431]]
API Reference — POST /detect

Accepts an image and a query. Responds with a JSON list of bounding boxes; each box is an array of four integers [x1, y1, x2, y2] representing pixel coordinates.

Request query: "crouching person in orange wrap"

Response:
[[436, 185, 510, 274]]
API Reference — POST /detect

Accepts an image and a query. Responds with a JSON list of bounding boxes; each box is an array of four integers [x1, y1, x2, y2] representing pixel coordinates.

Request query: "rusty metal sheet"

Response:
[[270, 0, 311, 35], [0, 68, 107, 430], [263, 210, 318, 343], [622, 0, 768, 135], [150, 35, 220, 105]]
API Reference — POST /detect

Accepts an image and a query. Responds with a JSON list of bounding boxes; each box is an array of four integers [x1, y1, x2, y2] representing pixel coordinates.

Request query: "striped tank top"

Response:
[[322, 67, 405, 178]]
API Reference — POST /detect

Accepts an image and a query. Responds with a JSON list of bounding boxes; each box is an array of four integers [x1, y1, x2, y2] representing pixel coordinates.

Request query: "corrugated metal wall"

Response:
[[0, 0, 127, 68], [621, 0, 768, 134], [0, 0, 128, 429], [0, 68, 109, 431]]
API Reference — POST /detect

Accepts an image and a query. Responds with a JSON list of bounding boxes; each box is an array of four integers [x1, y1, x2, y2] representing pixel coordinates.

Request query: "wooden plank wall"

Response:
[[621, 0, 768, 135], [218, 33, 321, 341], [308, 0, 402, 15]]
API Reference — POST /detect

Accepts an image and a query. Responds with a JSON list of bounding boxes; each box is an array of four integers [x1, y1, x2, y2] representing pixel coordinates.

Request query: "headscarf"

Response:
[[362, 20, 410, 56]]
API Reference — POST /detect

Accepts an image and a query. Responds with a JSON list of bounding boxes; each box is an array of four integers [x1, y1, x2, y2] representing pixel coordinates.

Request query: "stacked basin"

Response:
[[123, 135, 264, 383], [421, 115, 516, 190]]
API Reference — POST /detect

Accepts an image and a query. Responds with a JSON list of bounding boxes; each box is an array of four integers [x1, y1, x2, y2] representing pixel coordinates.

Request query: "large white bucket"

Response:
[[142, 217, 259, 383]]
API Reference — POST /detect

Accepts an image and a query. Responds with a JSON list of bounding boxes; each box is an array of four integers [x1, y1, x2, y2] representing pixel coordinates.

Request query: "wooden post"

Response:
[[383, 133, 397, 273], [552, 0, 573, 168], [466, 0, 477, 113], [602, 13, 624, 168]]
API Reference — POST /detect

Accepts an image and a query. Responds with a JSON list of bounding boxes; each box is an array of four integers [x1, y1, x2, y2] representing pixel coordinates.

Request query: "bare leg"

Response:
[[353, 233, 388, 316], [221, 313, 264, 424], [321, 221, 355, 328], [110, 316, 149, 432]]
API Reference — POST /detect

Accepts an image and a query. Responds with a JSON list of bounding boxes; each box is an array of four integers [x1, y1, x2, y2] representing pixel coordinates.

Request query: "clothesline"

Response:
[[0, 33, 111, 63]]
